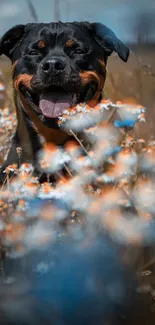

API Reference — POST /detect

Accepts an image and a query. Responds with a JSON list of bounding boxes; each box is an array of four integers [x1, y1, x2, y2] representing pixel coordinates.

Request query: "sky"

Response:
[[0, 0, 155, 42]]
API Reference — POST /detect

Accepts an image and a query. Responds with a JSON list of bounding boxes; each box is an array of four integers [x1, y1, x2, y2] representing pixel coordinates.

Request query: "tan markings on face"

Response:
[[79, 70, 105, 107], [38, 40, 45, 48], [65, 39, 74, 47], [14, 74, 33, 91], [19, 93, 70, 145], [12, 60, 18, 75]]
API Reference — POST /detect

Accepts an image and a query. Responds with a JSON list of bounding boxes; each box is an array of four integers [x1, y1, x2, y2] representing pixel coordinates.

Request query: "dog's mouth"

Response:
[[20, 84, 98, 119], [39, 90, 75, 118]]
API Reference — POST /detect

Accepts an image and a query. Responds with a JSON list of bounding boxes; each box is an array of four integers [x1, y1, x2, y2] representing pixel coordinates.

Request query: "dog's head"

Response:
[[0, 22, 129, 124]]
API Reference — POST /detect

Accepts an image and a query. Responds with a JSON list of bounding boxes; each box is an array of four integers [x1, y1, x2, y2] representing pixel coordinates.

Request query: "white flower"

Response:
[[69, 155, 92, 172], [19, 163, 34, 174], [39, 146, 70, 173], [97, 174, 115, 184], [67, 113, 95, 131]]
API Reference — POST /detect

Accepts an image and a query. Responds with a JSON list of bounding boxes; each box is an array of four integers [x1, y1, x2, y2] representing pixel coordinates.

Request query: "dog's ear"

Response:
[[90, 23, 129, 62], [0, 24, 25, 59]]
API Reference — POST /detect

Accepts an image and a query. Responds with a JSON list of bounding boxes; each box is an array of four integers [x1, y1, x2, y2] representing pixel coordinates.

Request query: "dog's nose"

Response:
[[41, 58, 66, 74]]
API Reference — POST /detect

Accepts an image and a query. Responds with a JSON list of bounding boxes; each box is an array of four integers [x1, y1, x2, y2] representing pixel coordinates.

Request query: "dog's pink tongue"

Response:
[[39, 92, 72, 118]]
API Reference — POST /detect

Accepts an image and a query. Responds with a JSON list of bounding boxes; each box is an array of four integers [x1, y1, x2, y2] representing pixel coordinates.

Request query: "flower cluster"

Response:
[[58, 100, 146, 132], [1, 98, 155, 260], [0, 106, 17, 165]]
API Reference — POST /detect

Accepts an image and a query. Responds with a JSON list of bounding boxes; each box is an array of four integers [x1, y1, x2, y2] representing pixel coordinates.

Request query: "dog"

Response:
[[0, 24, 154, 325], [0, 22, 129, 182]]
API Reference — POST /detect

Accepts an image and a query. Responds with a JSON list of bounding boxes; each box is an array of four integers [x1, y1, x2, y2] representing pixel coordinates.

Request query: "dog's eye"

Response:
[[28, 50, 39, 56], [74, 48, 86, 54]]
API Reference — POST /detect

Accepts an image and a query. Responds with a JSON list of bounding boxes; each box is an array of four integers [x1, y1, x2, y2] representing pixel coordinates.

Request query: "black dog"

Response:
[[0, 22, 129, 181]]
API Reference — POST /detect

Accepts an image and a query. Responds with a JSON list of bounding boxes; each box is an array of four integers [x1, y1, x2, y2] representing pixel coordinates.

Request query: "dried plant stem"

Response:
[[64, 163, 73, 177], [26, 0, 38, 22], [131, 50, 155, 78], [17, 149, 22, 168], [68, 128, 89, 156], [56, 171, 66, 181], [106, 107, 117, 124], [47, 173, 50, 183], [0, 176, 7, 192], [18, 157, 21, 168], [140, 257, 155, 272], [7, 174, 10, 191]]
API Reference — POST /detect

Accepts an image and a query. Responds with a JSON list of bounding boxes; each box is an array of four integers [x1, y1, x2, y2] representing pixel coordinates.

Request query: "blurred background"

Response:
[[0, 0, 155, 139], [0, 4, 155, 323], [0, 0, 155, 41]]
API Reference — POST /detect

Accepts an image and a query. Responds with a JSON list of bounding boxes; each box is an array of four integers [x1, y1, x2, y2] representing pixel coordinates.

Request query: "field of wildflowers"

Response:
[[0, 53, 155, 324]]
